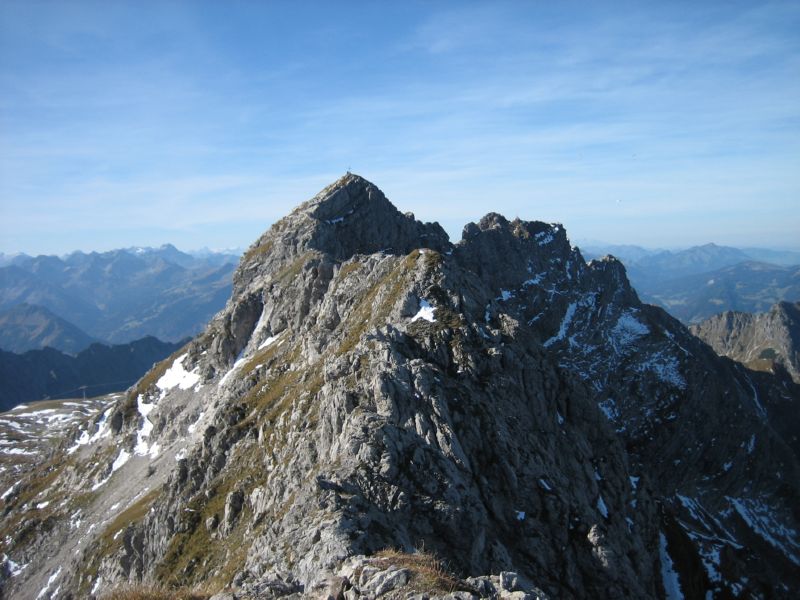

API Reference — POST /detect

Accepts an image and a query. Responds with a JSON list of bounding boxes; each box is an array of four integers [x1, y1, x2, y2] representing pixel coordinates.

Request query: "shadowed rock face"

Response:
[[2, 175, 798, 600]]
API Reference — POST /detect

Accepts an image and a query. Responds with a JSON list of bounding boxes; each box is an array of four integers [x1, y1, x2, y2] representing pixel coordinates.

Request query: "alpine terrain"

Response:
[[1, 175, 798, 599], [581, 244, 800, 324], [690, 301, 800, 384], [0, 336, 186, 411], [0, 245, 237, 345]]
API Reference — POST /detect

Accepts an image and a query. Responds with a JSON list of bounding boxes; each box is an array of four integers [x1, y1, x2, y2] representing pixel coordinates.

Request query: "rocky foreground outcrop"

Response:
[[1, 175, 798, 599]]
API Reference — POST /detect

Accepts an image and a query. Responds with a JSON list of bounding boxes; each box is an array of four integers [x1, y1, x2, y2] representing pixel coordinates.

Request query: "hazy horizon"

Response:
[[2, 1, 798, 255], [3, 228, 800, 260]]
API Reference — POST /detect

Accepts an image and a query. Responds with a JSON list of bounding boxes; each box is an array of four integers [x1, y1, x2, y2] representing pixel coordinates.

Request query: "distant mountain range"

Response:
[[0, 303, 100, 354], [0, 335, 185, 411], [0, 244, 239, 349], [582, 243, 800, 323]]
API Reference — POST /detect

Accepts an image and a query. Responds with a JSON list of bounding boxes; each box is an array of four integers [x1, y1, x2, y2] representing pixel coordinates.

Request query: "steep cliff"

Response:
[[1, 175, 797, 599], [690, 301, 800, 384]]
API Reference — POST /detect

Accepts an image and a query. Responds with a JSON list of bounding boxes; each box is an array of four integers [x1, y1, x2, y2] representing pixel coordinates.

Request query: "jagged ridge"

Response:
[[2, 175, 798, 600]]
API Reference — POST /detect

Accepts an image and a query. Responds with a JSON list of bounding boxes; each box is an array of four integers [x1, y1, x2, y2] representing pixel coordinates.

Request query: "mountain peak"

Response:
[[5, 177, 799, 599], [239, 175, 451, 276]]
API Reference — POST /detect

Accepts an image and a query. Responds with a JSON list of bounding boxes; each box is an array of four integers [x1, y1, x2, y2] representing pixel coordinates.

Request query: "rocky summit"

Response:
[[1, 174, 798, 599]]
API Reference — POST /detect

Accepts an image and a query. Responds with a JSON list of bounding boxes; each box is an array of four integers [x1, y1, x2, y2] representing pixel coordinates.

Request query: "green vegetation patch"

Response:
[[155, 445, 263, 590], [758, 347, 777, 360], [337, 260, 363, 280], [336, 252, 419, 357], [98, 489, 161, 552], [0, 456, 74, 553], [276, 252, 317, 285], [242, 239, 274, 264], [422, 250, 443, 272], [78, 488, 162, 596]]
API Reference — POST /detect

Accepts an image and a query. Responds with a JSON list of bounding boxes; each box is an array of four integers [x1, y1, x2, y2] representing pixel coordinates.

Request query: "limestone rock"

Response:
[[2, 174, 798, 600]]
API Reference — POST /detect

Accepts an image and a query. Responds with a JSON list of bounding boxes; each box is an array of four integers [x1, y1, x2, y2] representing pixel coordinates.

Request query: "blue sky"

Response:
[[1, 0, 798, 255]]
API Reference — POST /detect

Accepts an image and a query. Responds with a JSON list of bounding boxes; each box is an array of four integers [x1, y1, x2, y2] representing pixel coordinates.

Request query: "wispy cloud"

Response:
[[1, 0, 798, 253]]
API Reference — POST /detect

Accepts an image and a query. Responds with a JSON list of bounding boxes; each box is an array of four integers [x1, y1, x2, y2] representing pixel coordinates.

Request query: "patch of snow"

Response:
[[516, 510, 526, 521], [1, 482, 18, 500], [556, 411, 564, 425], [598, 398, 620, 421], [36, 501, 50, 509], [3, 448, 34, 456], [535, 230, 554, 246], [175, 448, 187, 461], [157, 354, 200, 391], [698, 544, 723, 584], [134, 395, 157, 456], [148, 442, 160, 459], [522, 272, 546, 287], [88, 409, 112, 442], [629, 476, 639, 491], [538, 478, 553, 491], [635, 352, 686, 389], [258, 333, 282, 350], [325, 208, 354, 225], [594, 469, 603, 481], [91, 474, 111, 492], [610, 311, 649, 348], [728, 496, 800, 565], [219, 354, 248, 386], [543, 302, 577, 348], [677, 495, 742, 548], [6, 555, 27, 577], [20, 408, 57, 416], [659, 533, 684, 600], [188, 411, 205, 434], [36, 566, 62, 599], [112, 449, 130, 472], [743, 374, 766, 419], [597, 495, 609, 519], [411, 299, 436, 323], [747, 434, 756, 454], [499, 289, 512, 301], [722, 461, 732, 472], [67, 408, 113, 454]]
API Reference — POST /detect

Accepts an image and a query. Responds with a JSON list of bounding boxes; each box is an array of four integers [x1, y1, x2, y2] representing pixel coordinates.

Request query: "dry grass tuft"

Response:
[[100, 583, 211, 600], [373, 548, 469, 594]]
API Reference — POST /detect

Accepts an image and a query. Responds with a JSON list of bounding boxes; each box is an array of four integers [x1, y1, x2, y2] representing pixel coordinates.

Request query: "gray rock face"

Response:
[[690, 301, 800, 384], [1, 174, 798, 600]]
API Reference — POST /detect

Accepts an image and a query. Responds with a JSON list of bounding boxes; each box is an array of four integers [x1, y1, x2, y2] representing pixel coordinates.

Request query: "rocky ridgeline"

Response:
[[1, 175, 798, 599], [690, 301, 800, 384]]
